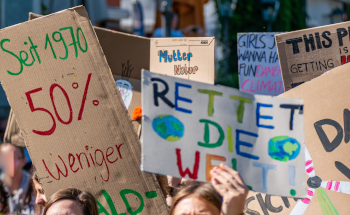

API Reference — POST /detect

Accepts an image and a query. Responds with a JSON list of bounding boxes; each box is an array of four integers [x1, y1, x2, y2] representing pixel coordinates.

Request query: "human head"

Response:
[[0, 180, 8, 213], [44, 188, 98, 215], [169, 183, 222, 215], [32, 168, 47, 209], [0, 143, 26, 177]]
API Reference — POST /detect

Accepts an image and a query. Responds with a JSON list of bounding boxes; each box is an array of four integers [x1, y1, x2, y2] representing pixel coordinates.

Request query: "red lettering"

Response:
[[89, 152, 95, 165], [115, 143, 124, 159], [76, 152, 90, 169], [68, 153, 79, 173], [42, 156, 68, 180], [95, 149, 110, 182], [176, 148, 200, 179], [106, 147, 118, 163]]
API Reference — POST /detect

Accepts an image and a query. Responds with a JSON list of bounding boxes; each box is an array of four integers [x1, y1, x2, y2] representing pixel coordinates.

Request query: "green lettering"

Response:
[[232, 158, 237, 170], [52, 31, 68, 60], [77, 27, 88, 52], [45, 33, 57, 59], [19, 50, 34, 66], [198, 119, 224, 148], [28, 37, 41, 64], [228, 126, 233, 152], [198, 89, 223, 117], [60, 26, 78, 58], [230, 95, 252, 123], [102, 190, 118, 215], [95, 197, 111, 215], [145, 191, 157, 199], [120, 189, 144, 215], [0, 39, 23, 76]]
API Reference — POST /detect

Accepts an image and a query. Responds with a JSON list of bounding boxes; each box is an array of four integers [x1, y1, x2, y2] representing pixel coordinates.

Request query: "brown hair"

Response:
[[0, 142, 25, 158], [44, 188, 98, 215], [0, 180, 9, 213], [31, 167, 44, 215], [169, 183, 222, 215]]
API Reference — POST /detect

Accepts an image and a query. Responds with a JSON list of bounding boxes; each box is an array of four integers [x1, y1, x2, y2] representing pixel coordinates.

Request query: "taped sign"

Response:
[[275, 21, 350, 91], [0, 7, 167, 215], [142, 69, 306, 197]]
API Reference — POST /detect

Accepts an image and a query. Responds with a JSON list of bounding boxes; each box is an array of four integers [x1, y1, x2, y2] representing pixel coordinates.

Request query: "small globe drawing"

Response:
[[268, 136, 300, 162], [152, 115, 184, 141]]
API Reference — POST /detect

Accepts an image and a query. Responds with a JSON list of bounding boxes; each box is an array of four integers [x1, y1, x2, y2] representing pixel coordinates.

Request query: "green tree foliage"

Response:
[[214, 0, 307, 88]]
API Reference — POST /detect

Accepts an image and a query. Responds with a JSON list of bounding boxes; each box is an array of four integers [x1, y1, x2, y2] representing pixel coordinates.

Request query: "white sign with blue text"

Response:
[[141, 70, 306, 197]]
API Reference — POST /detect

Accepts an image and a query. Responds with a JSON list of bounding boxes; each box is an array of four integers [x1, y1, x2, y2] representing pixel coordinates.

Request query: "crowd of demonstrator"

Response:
[[0, 143, 248, 215]]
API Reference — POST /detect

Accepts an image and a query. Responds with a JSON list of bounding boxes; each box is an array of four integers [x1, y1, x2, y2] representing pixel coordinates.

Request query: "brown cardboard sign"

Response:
[[29, 13, 149, 135], [150, 37, 215, 84], [274, 63, 350, 214], [94, 28, 149, 135], [3, 109, 25, 147], [0, 6, 167, 215], [275, 21, 350, 91], [244, 191, 297, 215]]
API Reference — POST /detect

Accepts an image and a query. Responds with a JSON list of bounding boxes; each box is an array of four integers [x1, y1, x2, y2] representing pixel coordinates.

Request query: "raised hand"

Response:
[[210, 163, 248, 215]]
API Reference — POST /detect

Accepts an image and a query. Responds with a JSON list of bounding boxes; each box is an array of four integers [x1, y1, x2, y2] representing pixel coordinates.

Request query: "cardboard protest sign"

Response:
[[238, 33, 284, 96], [244, 191, 298, 215], [29, 12, 149, 135], [150, 37, 215, 84], [141, 69, 306, 197], [275, 21, 350, 91], [274, 63, 350, 215], [3, 109, 25, 147], [0, 7, 168, 214], [95, 27, 150, 135]]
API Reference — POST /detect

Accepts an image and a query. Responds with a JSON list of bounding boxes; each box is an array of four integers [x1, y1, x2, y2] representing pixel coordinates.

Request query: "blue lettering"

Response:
[[178, 50, 182, 61], [175, 82, 192, 114], [173, 50, 177, 61], [168, 55, 173, 62], [235, 130, 259, 160], [183, 53, 186, 60], [252, 162, 276, 193], [187, 52, 193, 61], [160, 50, 167, 63], [256, 103, 274, 129]]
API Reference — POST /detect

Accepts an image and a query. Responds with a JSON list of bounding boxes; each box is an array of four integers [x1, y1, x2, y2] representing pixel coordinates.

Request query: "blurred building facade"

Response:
[[307, 0, 348, 27]]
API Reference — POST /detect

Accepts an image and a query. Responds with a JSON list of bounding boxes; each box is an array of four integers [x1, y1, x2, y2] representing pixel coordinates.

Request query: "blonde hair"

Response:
[[169, 183, 222, 215]]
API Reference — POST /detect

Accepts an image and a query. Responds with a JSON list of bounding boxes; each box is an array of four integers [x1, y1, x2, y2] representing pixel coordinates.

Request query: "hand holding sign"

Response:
[[211, 163, 248, 215]]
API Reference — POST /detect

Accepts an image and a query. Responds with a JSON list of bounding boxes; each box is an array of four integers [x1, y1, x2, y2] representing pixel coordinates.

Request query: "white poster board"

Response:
[[141, 70, 306, 197], [238, 33, 284, 96]]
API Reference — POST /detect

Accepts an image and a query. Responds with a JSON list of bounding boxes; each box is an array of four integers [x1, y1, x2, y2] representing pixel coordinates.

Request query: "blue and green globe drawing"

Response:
[[152, 115, 184, 141], [268, 136, 300, 162]]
